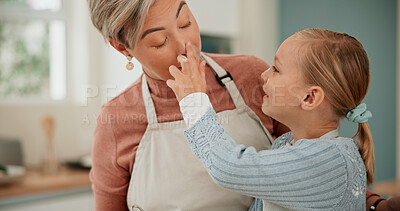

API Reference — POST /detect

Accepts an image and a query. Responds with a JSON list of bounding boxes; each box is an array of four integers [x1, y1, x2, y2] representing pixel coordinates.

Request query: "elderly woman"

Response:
[[87, 0, 392, 211]]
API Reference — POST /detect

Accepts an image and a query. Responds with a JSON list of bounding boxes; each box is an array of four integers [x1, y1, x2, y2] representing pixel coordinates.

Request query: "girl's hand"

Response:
[[167, 42, 207, 102]]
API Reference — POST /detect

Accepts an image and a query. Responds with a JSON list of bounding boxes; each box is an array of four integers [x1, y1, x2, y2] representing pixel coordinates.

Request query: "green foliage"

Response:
[[0, 21, 50, 98], [0, 0, 28, 6]]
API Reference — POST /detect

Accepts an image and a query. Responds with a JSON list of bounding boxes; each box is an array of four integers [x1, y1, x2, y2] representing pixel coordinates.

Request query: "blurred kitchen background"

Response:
[[0, 0, 398, 210]]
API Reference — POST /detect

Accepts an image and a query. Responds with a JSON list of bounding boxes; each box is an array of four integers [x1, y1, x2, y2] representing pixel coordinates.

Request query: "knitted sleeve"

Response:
[[184, 108, 363, 210], [249, 198, 263, 211]]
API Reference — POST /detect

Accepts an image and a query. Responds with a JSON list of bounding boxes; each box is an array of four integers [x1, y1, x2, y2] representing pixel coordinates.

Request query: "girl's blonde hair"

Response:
[[87, 0, 156, 49], [293, 28, 374, 185]]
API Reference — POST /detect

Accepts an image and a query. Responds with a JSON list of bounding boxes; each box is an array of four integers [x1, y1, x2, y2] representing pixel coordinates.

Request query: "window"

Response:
[[0, 0, 66, 100]]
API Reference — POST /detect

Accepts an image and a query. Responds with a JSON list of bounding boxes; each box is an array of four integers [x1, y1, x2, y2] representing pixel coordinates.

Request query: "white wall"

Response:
[[100, 45, 143, 98]]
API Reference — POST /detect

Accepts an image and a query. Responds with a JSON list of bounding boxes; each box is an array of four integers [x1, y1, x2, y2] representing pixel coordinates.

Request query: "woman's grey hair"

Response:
[[87, 0, 157, 49]]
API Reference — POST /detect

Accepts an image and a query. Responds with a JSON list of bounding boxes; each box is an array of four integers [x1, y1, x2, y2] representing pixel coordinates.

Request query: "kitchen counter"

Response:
[[373, 179, 400, 197], [0, 165, 92, 207]]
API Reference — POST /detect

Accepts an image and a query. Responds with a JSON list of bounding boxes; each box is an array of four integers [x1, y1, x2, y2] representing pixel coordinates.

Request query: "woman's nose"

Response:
[[175, 35, 187, 56]]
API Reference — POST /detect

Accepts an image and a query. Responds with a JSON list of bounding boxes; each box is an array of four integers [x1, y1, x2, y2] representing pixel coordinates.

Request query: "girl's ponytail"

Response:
[[356, 122, 374, 186], [347, 103, 374, 186]]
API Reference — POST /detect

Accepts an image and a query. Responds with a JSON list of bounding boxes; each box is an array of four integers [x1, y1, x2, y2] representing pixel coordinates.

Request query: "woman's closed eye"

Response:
[[179, 21, 192, 29], [152, 21, 191, 49], [153, 37, 168, 49]]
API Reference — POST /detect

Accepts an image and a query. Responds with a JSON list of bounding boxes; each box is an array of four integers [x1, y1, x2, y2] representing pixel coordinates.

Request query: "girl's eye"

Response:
[[179, 21, 192, 29], [154, 37, 168, 49], [272, 66, 279, 72]]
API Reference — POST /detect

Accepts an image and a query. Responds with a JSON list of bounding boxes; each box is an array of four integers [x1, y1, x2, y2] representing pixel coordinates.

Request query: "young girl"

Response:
[[167, 28, 373, 210]]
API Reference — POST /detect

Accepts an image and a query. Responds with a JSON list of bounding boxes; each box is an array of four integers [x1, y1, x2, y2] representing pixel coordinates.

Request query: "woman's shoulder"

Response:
[[101, 74, 144, 109], [96, 74, 147, 135], [94, 75, 148, 174]]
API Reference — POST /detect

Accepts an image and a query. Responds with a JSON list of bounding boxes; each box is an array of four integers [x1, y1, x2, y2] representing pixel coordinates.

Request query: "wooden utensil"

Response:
[[41, 115, 58, 173]]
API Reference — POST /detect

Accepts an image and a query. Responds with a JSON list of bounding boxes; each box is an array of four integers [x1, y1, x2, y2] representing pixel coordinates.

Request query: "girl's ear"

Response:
[[301, 86, 325, 111], [108, 38, 132, 57]]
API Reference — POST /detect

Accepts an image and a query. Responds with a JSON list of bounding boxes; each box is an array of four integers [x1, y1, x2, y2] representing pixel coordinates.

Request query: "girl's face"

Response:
[[131, 0, 201, 81], [261, 37, 309, 125]]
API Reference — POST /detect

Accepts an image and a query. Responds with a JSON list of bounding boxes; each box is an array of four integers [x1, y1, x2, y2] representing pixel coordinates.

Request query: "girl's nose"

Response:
[[261, 67, 271, 82]]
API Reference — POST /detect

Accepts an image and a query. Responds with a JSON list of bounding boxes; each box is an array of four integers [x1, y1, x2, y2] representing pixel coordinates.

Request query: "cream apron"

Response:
[[127, 53, 274, 211]]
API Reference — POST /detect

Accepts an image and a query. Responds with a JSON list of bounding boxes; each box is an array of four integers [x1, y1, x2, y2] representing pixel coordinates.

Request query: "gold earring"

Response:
[[126, 56, 134, 71]]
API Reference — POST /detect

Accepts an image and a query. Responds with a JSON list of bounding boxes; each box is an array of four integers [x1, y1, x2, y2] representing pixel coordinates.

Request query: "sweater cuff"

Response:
[[179, 92, 213, 128]]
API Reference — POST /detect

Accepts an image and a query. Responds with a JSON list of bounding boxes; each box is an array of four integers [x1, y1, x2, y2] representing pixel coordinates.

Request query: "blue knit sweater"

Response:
[[184, 108, 366, 210]]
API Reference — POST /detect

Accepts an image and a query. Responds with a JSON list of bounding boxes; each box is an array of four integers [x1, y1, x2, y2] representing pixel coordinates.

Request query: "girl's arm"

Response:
[[249, 198, 263, 211], [184, 106, 353, 210]]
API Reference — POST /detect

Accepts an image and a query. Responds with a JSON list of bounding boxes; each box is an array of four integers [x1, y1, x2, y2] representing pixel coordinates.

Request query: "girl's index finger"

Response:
[[186, 42, 196, 61], [186, 42, 201, 74], [177, 55, 188, 63], [177, 55, 191, 75]]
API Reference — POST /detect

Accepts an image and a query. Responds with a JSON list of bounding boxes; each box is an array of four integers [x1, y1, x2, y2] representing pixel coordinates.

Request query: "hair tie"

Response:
[[346, 103, 372, 123]]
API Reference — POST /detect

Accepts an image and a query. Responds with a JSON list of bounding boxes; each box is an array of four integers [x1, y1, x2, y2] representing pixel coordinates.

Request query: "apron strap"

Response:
[[201, 52, 247, 109], [141, 75, 158, 124]]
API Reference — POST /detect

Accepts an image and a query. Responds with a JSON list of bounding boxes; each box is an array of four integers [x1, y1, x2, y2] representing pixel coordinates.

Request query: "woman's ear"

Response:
[[301, 86, 325, 111], [108, 38, 131, 57]]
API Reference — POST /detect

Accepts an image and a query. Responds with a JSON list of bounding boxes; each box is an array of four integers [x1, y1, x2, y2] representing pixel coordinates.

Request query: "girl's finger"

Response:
[[186, 42, 196, 61], [199, 60, 207, 87], [179, 55, 192, 75], [169, 65, 184, 79], [186, 42, 199, 72], [177, 55, 191, 75], [199, 60, 206, 74], [177, 55, 188, 64], [166, 79, 176, 90]]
